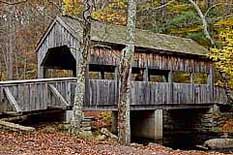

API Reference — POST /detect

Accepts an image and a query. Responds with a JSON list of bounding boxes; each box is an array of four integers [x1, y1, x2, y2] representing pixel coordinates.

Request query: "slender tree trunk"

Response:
[[161, 0, 167, 18], [70, 0, 93, 134], [188, 0, 215, 47], [118, 0, 137, 145], [8, 11, 14, 80]]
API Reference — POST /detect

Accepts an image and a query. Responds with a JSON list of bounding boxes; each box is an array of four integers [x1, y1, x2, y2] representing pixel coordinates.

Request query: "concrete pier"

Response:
[[131, 110, 163, 141]]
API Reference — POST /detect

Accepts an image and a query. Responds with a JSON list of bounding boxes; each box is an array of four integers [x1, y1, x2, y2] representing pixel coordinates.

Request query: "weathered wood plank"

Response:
[[0, 77, 229, 113], [48, 84, 70, 107], [3, 88, 22, 113]]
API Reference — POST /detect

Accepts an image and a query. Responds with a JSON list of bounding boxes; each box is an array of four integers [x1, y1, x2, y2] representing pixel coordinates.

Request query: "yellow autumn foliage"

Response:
[[210, 29, 233, 87], [63, 0, 127, 25], [63, 0, 83, 16]]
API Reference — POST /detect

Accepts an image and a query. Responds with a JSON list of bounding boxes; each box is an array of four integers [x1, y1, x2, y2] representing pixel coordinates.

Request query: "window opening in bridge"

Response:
[[192, 73, 208, 84], [89, 64, 115, 80], [46, 69, 73, 78], [104, 72, 115, 80], [131, 68, 144, 81], [89, 71, 102, 79], [173, 71, 190, 83], [149, 69, 168, 82]]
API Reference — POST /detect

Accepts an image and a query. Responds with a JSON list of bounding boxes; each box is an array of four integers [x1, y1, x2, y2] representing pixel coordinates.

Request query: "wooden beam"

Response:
[[208, 64, 214, 102], [114, 66, 118, 80], [190, 72, 194, 104], [0, 120, 35, 132], [48, 84, 70, 107], [168, 71, 173, 104], [3, 88, 22, 113], [143, 67, 149, 81], [101, 71, 105, 79]]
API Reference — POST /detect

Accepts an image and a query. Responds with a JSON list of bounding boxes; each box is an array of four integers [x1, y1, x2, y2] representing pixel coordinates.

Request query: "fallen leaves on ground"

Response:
[[0, 125, 232, 155]]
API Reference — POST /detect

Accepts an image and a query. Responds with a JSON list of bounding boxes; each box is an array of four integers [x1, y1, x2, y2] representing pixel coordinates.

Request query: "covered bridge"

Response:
[[0, 15, 228, 141], [35, 15, 226, 110]]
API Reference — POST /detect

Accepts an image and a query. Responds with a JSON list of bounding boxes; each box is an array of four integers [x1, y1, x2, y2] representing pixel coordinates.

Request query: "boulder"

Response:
[[100, 128, 118, 140], [203, 138, 233, 150], [96, 135, 106, 141]]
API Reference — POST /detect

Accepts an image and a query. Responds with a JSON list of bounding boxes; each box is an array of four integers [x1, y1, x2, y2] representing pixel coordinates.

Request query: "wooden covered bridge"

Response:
[[0, 16, 229, 140], [0, 15, 228, 113]]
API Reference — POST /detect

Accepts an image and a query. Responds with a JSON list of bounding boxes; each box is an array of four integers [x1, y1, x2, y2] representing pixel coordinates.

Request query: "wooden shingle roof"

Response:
[[37, 16, 209, 56]]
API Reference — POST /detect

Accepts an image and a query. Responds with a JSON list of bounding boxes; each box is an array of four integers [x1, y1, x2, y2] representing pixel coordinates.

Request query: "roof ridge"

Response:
[[54, 15, 208, 56], [61, 15, 195, 43], [91, 20, 195, 43]]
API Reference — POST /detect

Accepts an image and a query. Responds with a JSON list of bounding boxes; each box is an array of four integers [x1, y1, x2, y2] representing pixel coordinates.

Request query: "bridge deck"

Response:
[[0, 78, 228, 113]]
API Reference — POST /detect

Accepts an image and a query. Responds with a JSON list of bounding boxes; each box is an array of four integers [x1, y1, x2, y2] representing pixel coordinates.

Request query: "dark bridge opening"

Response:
[[42, 46, 76, 70], [41, 46, 76, 78]]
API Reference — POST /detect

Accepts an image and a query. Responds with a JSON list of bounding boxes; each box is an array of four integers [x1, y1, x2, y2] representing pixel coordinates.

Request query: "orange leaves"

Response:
[[221, 119, 233, 133]]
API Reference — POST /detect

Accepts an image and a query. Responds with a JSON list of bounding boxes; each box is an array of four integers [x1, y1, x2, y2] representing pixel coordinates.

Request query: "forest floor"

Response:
[[0, 123, 232, 155], [0, 111, 232, 155]]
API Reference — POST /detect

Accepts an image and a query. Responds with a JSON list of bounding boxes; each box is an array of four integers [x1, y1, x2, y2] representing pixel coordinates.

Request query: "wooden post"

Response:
[[85, 64, 90, 106], [73, 68, 76, 77], [162, 75, 167, 82], [38, 66, 48, 78], [190, 72, 194, 104], [168, 70, 173, 104], [115, 66, 119, 105], [208, 64, 214, 103], [101, 70, 105, 79], [114, 66, 119, 81], [143, 67, 149, 81]]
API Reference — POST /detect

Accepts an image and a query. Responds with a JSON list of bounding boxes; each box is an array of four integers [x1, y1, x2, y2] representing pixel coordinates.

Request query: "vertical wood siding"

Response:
[[84, 79, 228, 108], [0, 78, 76, 113], [89, 48, 211, 73], [0, 78, 228, 112]]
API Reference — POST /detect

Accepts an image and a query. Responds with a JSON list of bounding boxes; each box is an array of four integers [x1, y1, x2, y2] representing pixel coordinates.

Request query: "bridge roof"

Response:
[[36, 16, 209, 57]]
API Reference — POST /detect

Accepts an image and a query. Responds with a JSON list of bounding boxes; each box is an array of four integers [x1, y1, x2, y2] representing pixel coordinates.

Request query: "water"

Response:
[[132, 132, 233, 153]]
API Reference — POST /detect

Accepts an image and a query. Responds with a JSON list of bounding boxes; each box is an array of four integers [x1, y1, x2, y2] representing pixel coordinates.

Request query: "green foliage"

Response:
[[167, 10, 200, 29], [187, 32, 210, 46]]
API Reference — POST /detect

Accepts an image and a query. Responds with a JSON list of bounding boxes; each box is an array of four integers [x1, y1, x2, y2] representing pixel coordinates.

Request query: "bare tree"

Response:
[[118, 0, 137, 145]]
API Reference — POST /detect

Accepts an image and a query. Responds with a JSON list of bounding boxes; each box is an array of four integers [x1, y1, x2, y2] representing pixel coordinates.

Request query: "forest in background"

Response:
[[0, 0, 233, 82]]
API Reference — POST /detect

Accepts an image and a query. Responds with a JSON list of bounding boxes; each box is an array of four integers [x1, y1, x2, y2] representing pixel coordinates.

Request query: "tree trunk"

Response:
[[70, 0, 93, 134], [188, 0, 215, 47], [118, 0, 137, 145], [161, 0, 167, 18]]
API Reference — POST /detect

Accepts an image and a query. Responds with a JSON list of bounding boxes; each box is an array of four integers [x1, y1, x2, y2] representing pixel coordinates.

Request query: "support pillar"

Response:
[[131, 110, 163, 141]]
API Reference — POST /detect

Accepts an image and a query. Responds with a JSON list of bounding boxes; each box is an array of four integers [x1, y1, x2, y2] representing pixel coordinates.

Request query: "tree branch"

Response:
[[205, 3, 233, 17], [154, 0, 176, 10], [139, 0, 176, 13], [188, 0, 215, 47]]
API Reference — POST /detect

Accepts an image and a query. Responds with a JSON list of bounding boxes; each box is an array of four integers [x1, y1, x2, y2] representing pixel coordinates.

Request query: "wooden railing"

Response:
[[0, 78, 229, 113], [0, 78, 76, 113], [84, 79, 228, 107]]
